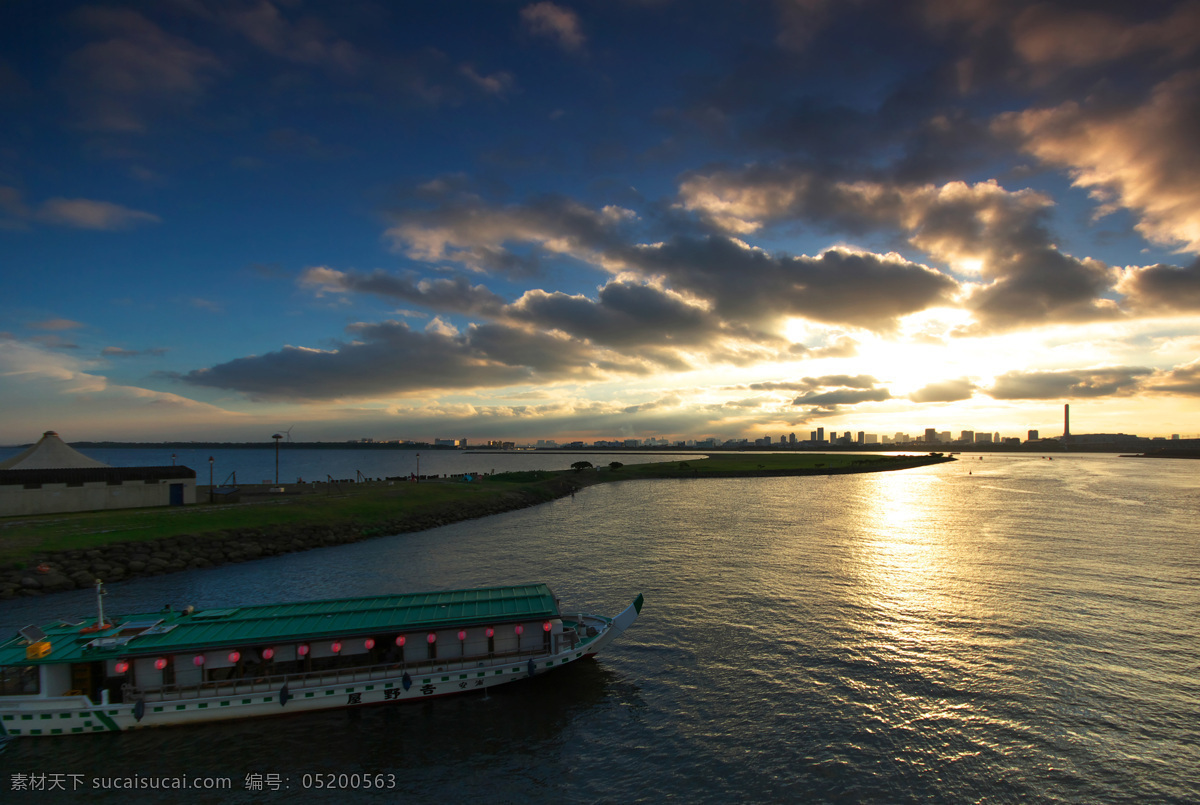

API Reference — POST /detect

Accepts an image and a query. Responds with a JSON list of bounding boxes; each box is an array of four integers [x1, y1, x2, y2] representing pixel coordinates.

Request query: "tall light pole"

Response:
[[415, 452, 420, 483], [208, 456, 214, 504], [272, 434, 283, 484]]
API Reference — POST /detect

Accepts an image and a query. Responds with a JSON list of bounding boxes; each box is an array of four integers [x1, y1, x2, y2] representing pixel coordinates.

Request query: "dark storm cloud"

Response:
[[909, 378, 976, 403], [987, 367, 1152, 400]]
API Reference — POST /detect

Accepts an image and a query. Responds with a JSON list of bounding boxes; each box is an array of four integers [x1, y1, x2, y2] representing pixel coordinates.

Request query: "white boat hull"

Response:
[[1, 596, 643, 737]]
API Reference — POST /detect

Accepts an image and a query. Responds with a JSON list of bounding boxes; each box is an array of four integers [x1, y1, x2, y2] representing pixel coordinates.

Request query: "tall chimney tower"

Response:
[[1064, 404, 1070, 439]]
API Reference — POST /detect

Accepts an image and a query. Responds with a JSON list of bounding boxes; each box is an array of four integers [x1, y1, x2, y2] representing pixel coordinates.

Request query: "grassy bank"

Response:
[[0, 474, 569, 567], [0, 453, 950, 571]]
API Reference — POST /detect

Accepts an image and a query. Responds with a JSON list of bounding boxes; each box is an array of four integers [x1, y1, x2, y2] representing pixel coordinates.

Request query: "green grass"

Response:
[[0, 453, 948, 567], [605, 452, 915, 478], [0, 478, 549, 566]]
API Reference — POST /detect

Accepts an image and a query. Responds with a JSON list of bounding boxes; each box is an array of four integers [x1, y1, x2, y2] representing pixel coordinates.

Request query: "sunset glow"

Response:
[[2, 2, 1199, 443]]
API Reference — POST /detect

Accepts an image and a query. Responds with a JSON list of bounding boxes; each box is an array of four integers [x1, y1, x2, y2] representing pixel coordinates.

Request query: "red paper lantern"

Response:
[[514, 624, 524, 635], [331, 641, 342, 654], [193, 655, 205, 667], [154, 658, 167, 670], [395, 635, 406, 647], [228, 651, 241, 663], [262, 647, 275, 660], [426, 632, 437, 644], [543, 621, 552, 632], [114, 660, 129, 674], [297, 644, 309, 657], [364, 638, 375, 650], [485, 627, 494, 638], [458, 630, 467, 641]]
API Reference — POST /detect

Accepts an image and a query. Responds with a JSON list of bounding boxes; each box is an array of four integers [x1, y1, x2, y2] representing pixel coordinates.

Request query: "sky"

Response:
[[2, 0, 1200, 445]]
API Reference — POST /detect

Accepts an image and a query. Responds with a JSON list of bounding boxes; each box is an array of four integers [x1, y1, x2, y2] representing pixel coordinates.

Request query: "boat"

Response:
[[0, 582, 643, 738]]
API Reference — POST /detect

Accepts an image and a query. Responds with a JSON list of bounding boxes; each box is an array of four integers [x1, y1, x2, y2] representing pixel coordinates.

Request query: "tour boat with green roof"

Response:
[[0, 583, 643, 739]]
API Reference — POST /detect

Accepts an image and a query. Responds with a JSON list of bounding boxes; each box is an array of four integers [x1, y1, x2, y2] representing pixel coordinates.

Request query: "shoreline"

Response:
[[0, 454, 951, 600]]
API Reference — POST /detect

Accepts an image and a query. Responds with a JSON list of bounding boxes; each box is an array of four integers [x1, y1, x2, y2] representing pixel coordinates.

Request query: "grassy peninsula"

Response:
[[0, 453, 950, 597]]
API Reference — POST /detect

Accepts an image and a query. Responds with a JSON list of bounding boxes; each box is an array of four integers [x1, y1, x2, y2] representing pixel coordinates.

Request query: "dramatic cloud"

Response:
[[1116, 258, 1200, 314], [988, 367, 1152, 400], [506, 283, 720, 349], [751, 374, 880, 392], [1146, 359, 1200, 396], [909, 378, 977, 403], [520, 3, 585, 51], [629, 238, 957, 333], [793, 387, 892, 409], [300, 267, 508, 317], [679, 169, 1120, 330], [1008, 2, 1200, 74], [383, 195, 633, 276], [180, 318, 664, 401], [998, 69, 1200, 253]]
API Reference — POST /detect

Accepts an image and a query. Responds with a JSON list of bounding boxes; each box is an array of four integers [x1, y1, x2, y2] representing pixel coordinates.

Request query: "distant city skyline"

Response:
[[2, 2, 1199, 444]]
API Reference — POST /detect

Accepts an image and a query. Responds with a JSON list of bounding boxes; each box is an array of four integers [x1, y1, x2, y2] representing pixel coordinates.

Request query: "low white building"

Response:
[[0, 431, 196, 517]]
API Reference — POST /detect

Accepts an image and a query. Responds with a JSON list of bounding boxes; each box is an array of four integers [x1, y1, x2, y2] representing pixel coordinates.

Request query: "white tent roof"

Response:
[[0, 431, 110, 470]]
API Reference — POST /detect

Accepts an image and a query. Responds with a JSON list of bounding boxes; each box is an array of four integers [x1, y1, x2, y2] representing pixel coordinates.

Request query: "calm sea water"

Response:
[[0, 446, 693, 485], [1, 454, 1197, 803]]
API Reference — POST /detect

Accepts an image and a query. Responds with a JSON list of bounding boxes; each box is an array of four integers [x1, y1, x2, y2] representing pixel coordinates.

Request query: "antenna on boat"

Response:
[[94, 579, 108, 629]]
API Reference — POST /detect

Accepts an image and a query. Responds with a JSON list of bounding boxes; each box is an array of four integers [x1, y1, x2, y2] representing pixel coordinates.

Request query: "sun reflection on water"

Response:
[[852, 472, 963, 656]]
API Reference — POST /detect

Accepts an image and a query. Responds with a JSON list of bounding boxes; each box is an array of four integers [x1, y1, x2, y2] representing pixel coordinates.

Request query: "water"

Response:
[[2, 454, 1198, 803], [0, 446, 693, 485]]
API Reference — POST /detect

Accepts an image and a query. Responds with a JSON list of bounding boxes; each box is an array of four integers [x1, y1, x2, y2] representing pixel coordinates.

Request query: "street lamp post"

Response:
[[208, 456, 214, 504], [272, 434, 283, 484], [416, 452, 420, 483]]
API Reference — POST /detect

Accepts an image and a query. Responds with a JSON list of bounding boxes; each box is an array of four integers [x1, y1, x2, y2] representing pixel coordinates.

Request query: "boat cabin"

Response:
[[1, 584, 586, 707]]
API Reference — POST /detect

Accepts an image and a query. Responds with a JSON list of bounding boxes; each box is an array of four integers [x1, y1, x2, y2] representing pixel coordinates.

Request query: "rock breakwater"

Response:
[[0, 481, 580, 600]]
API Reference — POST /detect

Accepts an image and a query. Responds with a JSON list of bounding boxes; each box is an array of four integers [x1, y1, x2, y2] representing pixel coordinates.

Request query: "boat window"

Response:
[[0, 665, 40, 696]]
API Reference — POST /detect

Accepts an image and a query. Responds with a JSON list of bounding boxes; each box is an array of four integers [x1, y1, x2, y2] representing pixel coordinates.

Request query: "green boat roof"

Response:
[[0, 584, 560, 666]]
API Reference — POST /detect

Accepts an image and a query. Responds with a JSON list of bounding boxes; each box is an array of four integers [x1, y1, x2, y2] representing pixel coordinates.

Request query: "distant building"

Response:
[[975, 433, 992, 444], [865, 434, 879, 444], [816, 427, 824, 443], [960, 430, 974, 443], [0, 431, 196, 517], [924, 428, 938, 443], [1028, 430, 1039, 441]]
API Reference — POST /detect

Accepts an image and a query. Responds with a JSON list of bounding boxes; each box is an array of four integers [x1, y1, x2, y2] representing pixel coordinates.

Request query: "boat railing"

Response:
[[130, 640, 585, 703]]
